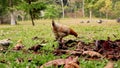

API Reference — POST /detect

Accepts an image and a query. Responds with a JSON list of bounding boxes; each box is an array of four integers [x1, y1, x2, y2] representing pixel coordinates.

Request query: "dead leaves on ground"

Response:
[[0, 37, 120, 68], [13, 39, 24, 50], [54, 37, 120, 61], [28, 44, 43, 54], [82, 51, 103, 58], [40, 56, 80, 68]]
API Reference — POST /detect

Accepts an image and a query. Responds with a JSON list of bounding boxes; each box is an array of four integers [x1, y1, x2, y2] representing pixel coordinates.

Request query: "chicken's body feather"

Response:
[[52, 20, 78, 42]]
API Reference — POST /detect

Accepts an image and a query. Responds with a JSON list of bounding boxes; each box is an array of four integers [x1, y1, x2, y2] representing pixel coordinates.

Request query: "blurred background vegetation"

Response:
[[0, 0, 120, 25]]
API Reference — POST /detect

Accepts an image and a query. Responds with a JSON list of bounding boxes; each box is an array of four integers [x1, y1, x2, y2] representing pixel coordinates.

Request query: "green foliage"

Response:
[[0, 0, 8, 16], [30, 1, 46, 10], [85, 0, 97, 10], [80, 59, 106, 68], [16, 0, 46, 18], [84, 0, 99, 17], [16, 1, 29, 12], [1, 0, 120, 20], [94, 0, 105, 10], [31, 1, 46, 19], [44, 5, 61, 19], [112, 1, 120, 18], [100, 0, 112, 14]]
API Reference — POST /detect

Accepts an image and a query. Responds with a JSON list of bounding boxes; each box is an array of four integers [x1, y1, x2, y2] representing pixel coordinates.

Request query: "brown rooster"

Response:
[[52, 20, 78, 48]]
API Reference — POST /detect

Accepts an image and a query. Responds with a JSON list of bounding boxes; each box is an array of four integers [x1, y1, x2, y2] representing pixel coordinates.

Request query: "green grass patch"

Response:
[[0, 18, 120, 68]]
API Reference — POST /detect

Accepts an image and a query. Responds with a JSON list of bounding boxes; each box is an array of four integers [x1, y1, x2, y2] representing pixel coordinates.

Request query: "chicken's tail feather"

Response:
[[70, 29, 78, 37], [52, 20, 55, 27]]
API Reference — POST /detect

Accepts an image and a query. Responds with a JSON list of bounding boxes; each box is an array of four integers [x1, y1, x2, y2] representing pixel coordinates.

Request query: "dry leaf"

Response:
[[13, 40, 24, 50], [64, 62, 80, 68], [40, 59, 65, 68], [82, 51, 103, 58], [40, 56, 78, 68], [28, 44, 43, 52]]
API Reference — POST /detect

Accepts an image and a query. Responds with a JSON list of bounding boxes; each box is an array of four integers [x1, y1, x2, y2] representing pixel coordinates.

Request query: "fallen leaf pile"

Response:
[[53, 37, 120, 60], [0, 37, 120, 68]]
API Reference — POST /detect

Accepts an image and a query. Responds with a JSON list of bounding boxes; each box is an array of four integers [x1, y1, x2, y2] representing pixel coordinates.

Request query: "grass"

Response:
[[0, 18, 120, 68]]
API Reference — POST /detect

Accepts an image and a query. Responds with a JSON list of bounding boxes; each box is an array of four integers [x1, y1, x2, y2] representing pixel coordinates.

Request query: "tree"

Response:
[[0, 0, 46, 25], [9, 0, 15, 25], [93, 0, 104, 18], [61, 0, 65, 18], [17, 0, 46, 26], [85, 0, 98, 22], [0, 0, 10, 24], [99, 0, 112, 19], [44, 5, 61, 19], [55, 0, 68, 18], [8, 0, 22, 25], [82, 0, 85, 17], [112, 1, 120, 18], [0, 0, 8, 16], [0, 0, 23, 25]]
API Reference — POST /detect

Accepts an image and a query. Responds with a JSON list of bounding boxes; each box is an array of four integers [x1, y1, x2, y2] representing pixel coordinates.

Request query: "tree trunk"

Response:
[[9, 0, 17, 25], [28, 0, 35, 26], [10, 11, 17, 25], [99, 12, 102, 18], [74, 11, 77, 18], [29, 10, 35, 26], [61, 0, 64, 18], [21, 15, 25, 21], [89, 10, 92, 23], [106, 13, 108, 19], [82, 0, 85, 17]]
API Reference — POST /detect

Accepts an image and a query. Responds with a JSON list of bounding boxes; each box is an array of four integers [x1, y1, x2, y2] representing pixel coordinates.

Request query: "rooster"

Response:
[[52, 20, 78, 48]]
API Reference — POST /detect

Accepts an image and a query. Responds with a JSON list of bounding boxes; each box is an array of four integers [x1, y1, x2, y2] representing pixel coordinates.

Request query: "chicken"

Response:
[[52, 20, 78, 47]]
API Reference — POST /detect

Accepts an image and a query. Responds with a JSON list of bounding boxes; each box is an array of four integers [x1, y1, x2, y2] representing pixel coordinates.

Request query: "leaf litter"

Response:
[[0, 37, 120, 68]]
